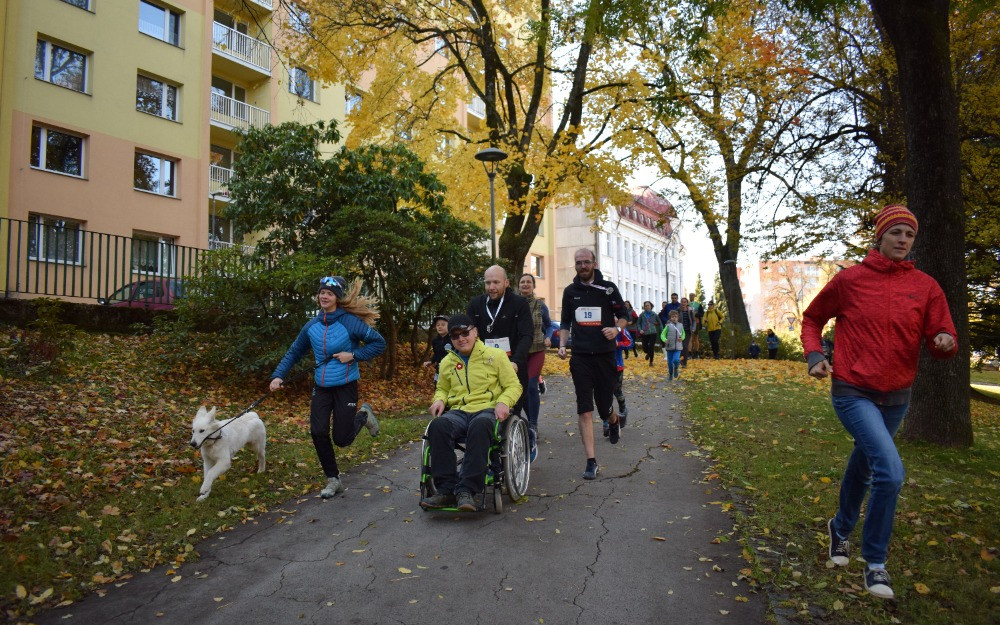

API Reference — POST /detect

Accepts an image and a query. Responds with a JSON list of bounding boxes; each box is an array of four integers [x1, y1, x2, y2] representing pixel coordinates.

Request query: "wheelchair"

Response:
[[419, 413, 531, 513]]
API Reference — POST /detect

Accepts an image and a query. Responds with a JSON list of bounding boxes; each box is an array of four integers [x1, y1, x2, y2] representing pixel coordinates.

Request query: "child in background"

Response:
[[610, 327, 634, 436], [748, 340, 761, 359], [422, 315, 452, 380], [661, 310, 685, 381]]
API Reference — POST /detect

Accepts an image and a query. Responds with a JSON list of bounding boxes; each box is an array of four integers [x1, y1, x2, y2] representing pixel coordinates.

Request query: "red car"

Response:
[[98, 278, 185, 310]]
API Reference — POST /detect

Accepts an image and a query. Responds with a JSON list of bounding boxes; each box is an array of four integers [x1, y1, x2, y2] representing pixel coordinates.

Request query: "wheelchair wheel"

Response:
[[419, 423, 437, 501], [493, 485, 503, 514], [502, 415, 530, 501]]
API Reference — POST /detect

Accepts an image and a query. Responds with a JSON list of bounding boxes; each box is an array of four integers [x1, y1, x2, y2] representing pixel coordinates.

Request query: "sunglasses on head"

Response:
[[450, 328, 473, 339], [319, 276, 339, 288]]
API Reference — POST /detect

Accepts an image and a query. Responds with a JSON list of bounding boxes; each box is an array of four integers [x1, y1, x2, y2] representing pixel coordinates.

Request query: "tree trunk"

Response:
[[380, 314, 398, 381], [869, 0, 971, 446]]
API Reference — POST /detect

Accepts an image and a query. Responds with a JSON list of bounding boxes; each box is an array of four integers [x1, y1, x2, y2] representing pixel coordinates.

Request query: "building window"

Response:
[[34, 39, 88, 93], [61, 0, 91, 9], [136, 74, 178, 120], [345, 90, 363, 116], [529, 254, 544, 278], [289, 67, 316, 102], [31, 125, 84, 177], [288, 4, 311, 34], [131, 233, 177, 276], [134, 151, 176, 196], [434, 36, 448, 57], [28, 214, 84, 264], [139, 0, 181, 46]]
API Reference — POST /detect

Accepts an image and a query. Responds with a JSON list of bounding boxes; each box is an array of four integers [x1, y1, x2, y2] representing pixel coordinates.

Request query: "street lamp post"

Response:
[[474, 147, 508, 264], [723, 259, 737, 358]]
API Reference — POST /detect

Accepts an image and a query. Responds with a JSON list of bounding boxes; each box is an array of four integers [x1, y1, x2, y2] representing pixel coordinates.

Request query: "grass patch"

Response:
[[0, 326, 431, 620], [678, 359, 999, 625]]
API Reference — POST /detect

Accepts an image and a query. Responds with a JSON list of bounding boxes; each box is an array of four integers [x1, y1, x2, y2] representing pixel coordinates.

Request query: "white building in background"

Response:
[[553, 187, 682, 317]]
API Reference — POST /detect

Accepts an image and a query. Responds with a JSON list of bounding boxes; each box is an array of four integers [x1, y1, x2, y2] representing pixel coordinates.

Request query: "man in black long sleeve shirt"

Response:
[[467, 265, 534, 418], [558, 248, 627, 480]]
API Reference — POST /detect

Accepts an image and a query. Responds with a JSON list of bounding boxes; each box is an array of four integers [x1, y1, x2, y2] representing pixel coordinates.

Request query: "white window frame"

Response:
[[139, 0, 181, 46], [288, 4, 311, 34], [28, 214, 85, 265], [34, 39, 88, 93], [31, 125, 85, 177], [345, 90, 362, 115], [288, 67, 317, 102], [136, 74, 179, 120], [131, 233, 177, 276], [134, 151, 177, 197]]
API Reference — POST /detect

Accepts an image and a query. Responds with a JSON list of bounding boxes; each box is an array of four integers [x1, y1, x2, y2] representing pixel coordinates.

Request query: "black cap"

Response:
[[318, 276, 347, 298], [432, 315, 449, 324], [447, 314, 475, 333]]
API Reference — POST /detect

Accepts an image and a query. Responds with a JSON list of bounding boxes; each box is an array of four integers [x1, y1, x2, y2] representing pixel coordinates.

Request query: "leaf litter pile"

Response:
[[677, 358, 999, 625], [0, 327, 432, 620]]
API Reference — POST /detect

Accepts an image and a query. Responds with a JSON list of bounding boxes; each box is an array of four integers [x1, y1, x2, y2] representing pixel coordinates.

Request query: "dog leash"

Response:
[[192, 355, 335, 450]]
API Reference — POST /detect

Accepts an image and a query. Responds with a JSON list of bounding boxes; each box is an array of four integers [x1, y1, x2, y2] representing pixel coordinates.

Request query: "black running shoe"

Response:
[[827, 518, 850, 566], [863, 567, 894, 600], [582, 459, 599, 480], [609, 418, 620, 444]]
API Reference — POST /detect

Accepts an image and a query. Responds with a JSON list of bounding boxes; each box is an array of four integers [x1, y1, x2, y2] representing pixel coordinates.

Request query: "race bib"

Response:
[[575, 306, 602, 327], [485, 337, 512, 354]]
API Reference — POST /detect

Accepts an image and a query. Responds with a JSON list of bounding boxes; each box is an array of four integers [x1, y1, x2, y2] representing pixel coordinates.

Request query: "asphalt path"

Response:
[[34, 372, 766, 625]]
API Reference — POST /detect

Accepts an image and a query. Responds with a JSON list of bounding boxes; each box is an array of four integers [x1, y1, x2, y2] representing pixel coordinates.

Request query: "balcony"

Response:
[[210, 92, 270, 132], [209, 164, 232, 199], [247, 0, 273, 10], [212, 22, 271, 77], [467, 96, 486, 119]]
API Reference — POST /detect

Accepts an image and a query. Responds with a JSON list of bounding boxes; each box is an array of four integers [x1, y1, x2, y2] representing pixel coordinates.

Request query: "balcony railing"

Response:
[[208, 238, 255, 254], [209, 164, 233, 198], [247, 0, 273, 9], [212, 22, 272, 74], [210, 92, 270, 131], [467, 96, 486, 118]]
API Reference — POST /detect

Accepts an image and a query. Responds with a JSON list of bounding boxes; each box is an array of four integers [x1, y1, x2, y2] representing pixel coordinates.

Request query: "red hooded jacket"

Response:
[[801, 249, 957, 393]]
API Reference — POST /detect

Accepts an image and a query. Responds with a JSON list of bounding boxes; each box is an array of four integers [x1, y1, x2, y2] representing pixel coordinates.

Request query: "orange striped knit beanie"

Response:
[[874, 204, 918, 240]]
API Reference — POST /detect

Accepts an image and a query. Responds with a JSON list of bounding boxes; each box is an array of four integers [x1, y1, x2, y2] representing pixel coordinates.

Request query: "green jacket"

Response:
[[434, 340, 523, 412]]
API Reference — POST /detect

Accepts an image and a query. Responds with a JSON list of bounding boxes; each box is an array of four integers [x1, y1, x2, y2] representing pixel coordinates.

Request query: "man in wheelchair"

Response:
[[419, 314, 523, 511]]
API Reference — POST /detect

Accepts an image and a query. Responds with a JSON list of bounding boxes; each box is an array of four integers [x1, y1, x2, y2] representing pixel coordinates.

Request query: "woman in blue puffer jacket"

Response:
[[270, 276, 386, 499]]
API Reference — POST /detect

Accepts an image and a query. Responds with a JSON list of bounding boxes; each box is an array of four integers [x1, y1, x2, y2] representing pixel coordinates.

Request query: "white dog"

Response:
[[189, 406, 266, 502]]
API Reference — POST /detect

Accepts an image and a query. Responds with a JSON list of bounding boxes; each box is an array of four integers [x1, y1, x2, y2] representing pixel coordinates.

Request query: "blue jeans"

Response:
[[830, 395, 908, 565], [667, 350, 681, 378]]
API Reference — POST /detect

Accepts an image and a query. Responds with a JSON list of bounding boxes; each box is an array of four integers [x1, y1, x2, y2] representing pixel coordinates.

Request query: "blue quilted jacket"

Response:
[[271, 309, 386, 387]]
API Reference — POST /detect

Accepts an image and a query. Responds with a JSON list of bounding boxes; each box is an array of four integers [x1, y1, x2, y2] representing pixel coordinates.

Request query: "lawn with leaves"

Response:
[[678, 358, 999, 625], [0, 326, 432, 621]]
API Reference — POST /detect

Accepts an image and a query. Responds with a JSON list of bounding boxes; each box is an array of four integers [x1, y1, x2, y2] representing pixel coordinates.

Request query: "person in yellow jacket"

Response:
[[420, 314, 523, 511], [703, 300, 726, 359]]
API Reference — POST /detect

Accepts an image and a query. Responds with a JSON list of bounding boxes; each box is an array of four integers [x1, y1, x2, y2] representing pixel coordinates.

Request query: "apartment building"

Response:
[[553, 187, 682, 317], [0, 0, 345, 298]]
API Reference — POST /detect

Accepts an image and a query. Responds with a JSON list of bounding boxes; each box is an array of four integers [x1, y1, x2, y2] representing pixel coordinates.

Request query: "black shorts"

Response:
[[569, 351, 616, 418]]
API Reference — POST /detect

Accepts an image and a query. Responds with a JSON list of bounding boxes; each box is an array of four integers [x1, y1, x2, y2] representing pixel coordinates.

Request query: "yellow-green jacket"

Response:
[[434, 340, 522, 412], [703, 308, 725, 332]]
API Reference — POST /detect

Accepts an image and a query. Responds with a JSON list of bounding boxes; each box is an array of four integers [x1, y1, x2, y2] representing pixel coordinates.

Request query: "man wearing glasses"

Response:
[[558, 248, 628, 480], [420, 314, 523, 511]]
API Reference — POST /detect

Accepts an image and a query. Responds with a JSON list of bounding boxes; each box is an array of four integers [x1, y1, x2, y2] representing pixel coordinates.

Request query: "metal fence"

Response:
[[1, 217, 208, 306]]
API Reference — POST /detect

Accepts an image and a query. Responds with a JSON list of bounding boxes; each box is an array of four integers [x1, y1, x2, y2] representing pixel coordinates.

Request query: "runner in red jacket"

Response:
[[800, 204, 957, 601]]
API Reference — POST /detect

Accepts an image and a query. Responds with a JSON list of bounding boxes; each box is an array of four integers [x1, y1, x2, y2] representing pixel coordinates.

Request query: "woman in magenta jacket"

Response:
[[800, 204, 957, 601]]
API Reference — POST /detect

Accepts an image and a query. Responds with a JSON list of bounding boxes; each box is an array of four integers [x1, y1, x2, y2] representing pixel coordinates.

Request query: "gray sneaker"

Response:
[[320, 476, 345, 498], [360, 403, 379, 437]]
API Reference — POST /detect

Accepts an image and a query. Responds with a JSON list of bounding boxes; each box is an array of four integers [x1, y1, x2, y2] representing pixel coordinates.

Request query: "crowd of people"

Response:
[[265, 204, 957, 601]]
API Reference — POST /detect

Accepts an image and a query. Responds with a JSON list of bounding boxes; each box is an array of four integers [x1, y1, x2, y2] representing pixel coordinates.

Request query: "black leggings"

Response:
[[642, 334, 658, 365], [310, 382, 368, 477]]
